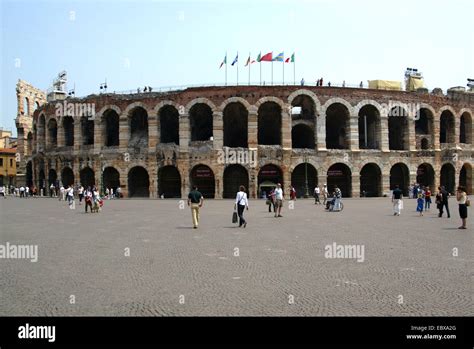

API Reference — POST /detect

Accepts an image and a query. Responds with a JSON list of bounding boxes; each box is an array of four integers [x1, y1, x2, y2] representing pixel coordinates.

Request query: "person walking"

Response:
[[424, 187, 432, 210], [84, 187, 93, 213], [78, 185, 84, 205], [314, 185, 321, 204], [456, 186, 468, 229], [322, 184, 329, 205], [290, 185, 297, 201], [50, 183, 55, 197], [66, 185, 74, 208], [267, 187, 276, 213], [235, 185, 249, 228], [187, 186, 203, 229], [392, 185, 403, 216], [438, 186, 450, 218], [274, 183, 284, 217], [416, 188, 425, 216]]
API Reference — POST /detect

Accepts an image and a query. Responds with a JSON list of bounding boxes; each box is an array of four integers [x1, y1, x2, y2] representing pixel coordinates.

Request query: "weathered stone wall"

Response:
[[25, 85, 473, 197]]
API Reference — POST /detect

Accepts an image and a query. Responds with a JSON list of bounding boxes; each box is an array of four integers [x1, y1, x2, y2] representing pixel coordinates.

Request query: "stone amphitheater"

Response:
[[15, 80, 473, 198]]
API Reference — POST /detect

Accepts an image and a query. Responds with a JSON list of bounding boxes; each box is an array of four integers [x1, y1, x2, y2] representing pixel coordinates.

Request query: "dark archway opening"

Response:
[[61, 167, 74, 187], [38, 169, 46, 191], [48, 169, 57, 187], [223, 102, 248, 147], [460, 113, 472, 144], [326, 103, 349, 149], [460, 164, 472, 195], [292, 124, 315, 149], [416, 164, 435, 189], [421, 138, 429, 149], [63, 117, 74, 147], [81, 116, 94, 145], [291, 163, 317, 198], [128, 166, 150, 197], [440, 111, 455, 144], [440, 163, 455, 194], [258, 164, 283, 197], [104, 110, 119, 147], [390, 163, 409, 196], [360, 163, 382, 197], [190, 165, 215, 198], [223, 164, 249, 198], [26, 161, 33, 187], [190, 104, 213, 141], [160, 106, 180, 145], [388, 107, 408, 150], [47, 119, 58, 148], [103, 167, 120, 192], [258, 102, 281, 145], [80, 167, 95, 188], [415, 108, 433, 140], [129, 107, 149, 147], [327, 163, 352, 197], [291, 95, 315, 120], [158, 166, 181, 198], [358, 105, 380, 149]]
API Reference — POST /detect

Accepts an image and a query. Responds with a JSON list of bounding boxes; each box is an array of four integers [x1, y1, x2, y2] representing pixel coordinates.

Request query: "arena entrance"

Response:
[[327, 163, 352, 197], [48, 169, 57, 187], [80, 167, 95, 188], [360, 163, 382, 197], [61, 167, 74, 187], [291, 163, 317, 198], [440, 163, 455, 194], [390, 163, 409, 196], [26, 161, 33, 187], [223, 164, 248, 198], [159, 106, 180, 145], [258, 164, 283, 198], [258, 102, 281, 145], [158, 166, 181, 198], [103, 167, 120, 193], [128, 166, 150, 197], [460, 163, 472, 194], [416, 163, 435, 190], [223, 102, 248, 148], [190, 165, 215, 198]]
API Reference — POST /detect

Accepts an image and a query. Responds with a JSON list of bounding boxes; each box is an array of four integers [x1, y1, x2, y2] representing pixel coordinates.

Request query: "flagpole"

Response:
[[283, 59, 285, 85], [225, 51, 227, 86], [293, 58, 295, 86], [237, 52, 239, 85], [259, 60, 261, 86], [271, 60, 273, 86], [248, 52, 251, 86]]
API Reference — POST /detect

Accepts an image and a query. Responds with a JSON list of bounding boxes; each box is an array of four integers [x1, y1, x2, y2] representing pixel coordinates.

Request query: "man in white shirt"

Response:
[[234, 185, 249, 228], [274, 183, 284, 218], [314, 186, 321, 204], [25, 186, 30, 198]]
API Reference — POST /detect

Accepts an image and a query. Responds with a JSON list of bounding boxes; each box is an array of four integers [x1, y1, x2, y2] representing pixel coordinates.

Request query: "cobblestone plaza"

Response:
[[0, 197, 471, 316]]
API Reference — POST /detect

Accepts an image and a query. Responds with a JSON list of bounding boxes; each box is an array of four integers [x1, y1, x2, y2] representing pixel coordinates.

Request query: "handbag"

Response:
[[466, 198, 470, 207], [232, 209, 238, 223]]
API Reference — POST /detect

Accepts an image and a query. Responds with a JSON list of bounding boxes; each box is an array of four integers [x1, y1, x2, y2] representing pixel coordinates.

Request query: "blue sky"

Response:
[[1, 0, 473, 136]]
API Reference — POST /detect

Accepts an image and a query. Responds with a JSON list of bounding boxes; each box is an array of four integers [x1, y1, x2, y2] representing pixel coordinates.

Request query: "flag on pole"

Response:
[[219, 55, 227, 69], [257, 52, 262, 62], [273, 52, 284, 62], [285, 57, 290, 63], [290, 52, 295, 62], [260, 52, 273, 61], [231, 53, 238, 66], [245, 56, 256, 67]]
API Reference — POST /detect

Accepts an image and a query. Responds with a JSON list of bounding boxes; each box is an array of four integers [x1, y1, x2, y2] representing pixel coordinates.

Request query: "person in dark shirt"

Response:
[[392, 185, 403, 216], [438, 186, 450, 218], [187, 186, 203, 228]]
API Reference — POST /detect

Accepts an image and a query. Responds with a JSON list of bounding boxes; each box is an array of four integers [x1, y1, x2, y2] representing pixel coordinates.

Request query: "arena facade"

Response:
[[15, 80, 473, 198]]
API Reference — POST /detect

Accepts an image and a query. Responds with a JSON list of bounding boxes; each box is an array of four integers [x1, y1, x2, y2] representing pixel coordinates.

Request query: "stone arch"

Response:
[[185, 98, 218, 113], [325, 102, 350, 149], [62, 116, 74, 147], [459, 110, 472, 144], [189, 103, 213, 141], [80, 167, 95, 188], [257, 163, 283, 196], [223, 101, 248, 147], [353, 99, 383, 116], [220, 96, 252, 112], [97, 104, 122, 118], [61, 167, 74, 187], [158, 165, 181, 198], [287, 89, 321, 114], [190, 164, 216, 198], [327, 163, 352, 197], [459, 162, 473, 195], [128, 166, 150, 197], [291, 162, 318, 198], [158, 104, 180, 145], [321, 97, 353, 115], [258, 101, 282, 145], [128, 106, 149, 147], [390, 162, 410, 196], [255, 96, 287, 111], [416, 163, 435, 190], [440, 162, 456, 194], [47, 117, 58, 148], [102, 108, 120, 147], [358, 104, 381, 149], [223, 164, 249, 198], [439, 109, 456, 144], [359, 163, 382, 197], [388, 106, 409, 150], [103, 166, 121, 192]]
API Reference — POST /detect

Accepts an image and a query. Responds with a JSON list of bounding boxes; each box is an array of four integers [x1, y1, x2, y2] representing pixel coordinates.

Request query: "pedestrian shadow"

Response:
[[176, 226, 194, 229], [443, 227, 461, 230]]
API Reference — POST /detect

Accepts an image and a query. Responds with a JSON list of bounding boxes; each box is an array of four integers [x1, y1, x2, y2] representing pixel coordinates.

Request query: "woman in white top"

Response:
[[235, 185, 249, 228], [456, 186, 468, 229]]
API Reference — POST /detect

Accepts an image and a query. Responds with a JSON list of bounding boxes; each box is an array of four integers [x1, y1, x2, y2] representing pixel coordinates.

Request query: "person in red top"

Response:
[[424, 187, 432, 210], [290, 185, 297, 200]]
